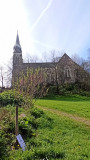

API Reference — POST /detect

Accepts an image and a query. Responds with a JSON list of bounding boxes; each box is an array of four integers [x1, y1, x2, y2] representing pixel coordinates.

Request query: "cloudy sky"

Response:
[[0, 0, 90, 66]]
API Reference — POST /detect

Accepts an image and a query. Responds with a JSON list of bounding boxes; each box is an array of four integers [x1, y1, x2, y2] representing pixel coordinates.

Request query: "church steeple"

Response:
[[13, 32, 22, 66], [13, 31, 22, 53], [16, 31, 20, 46]]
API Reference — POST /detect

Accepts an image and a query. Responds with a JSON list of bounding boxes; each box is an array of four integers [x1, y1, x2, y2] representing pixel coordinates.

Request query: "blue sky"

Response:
[[0, 0, 90, 66]]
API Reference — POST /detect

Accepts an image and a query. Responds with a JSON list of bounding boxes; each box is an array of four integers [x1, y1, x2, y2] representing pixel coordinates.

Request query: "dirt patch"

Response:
[[36, 106, 90, 127]]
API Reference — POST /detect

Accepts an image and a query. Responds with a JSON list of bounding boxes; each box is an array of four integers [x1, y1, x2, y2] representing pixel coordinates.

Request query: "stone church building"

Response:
[[12, 33, 90, 86]]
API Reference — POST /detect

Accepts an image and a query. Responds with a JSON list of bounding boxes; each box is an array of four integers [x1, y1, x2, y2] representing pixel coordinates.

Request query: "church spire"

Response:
[[16, 31, 20, 46], [13, 32, 22, 53]]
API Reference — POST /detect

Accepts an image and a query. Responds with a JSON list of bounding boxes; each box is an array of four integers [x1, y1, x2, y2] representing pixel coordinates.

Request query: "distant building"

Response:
[[12, 33, 90, 86]]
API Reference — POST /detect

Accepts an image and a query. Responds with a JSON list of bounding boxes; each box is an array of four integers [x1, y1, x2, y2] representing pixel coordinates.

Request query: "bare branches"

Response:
[[13, 68, 48, 107], [24, 54, 38, 63]]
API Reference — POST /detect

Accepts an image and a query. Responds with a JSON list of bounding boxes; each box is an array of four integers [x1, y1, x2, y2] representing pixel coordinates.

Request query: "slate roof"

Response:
[[22, 62, 57, 69]]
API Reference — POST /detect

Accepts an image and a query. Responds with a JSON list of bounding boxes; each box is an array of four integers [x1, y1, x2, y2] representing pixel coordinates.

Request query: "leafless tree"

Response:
[[71, 54, 85, 65], [46, 50, 64, 93], [0, 66, 4, 88], [49, 50, 63, 62], [72, 53, 90, 73], [81, 61, 90, 72], [5, 58, 13, 87], [24, 54, 38, 63], [42, 50, 64, 62], [88, 49, 90, 60], [13, 68, 48, 107]]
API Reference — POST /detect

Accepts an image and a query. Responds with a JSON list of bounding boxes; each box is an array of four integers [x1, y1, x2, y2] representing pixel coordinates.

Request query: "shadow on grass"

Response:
[[41, 94, 90, 102], [35, 150, 65, 159]]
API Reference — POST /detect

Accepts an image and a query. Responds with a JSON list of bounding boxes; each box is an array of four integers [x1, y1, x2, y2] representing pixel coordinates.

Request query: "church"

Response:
[[12, 33, 90, 86]]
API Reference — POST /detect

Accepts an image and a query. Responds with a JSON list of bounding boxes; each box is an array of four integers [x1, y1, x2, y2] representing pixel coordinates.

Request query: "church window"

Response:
[[64, 66, 72, 78]]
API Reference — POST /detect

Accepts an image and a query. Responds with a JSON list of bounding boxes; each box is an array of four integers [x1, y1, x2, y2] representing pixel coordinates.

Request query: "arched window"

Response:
[[64, 66, 72, 78]]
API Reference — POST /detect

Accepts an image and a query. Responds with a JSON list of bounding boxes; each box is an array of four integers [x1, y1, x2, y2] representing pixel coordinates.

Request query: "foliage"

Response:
[[0, 90, 25, 107], [19, 116, 38, 139], [0, 130, 9, 160], [48, 82, 90, 96], [0, 107, 16, 160], [30, 107, 44, 118]]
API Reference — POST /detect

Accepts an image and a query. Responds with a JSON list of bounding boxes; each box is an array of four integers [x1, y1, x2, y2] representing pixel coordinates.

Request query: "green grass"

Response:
[[0, 94, 90, 160], [9, 108, 90, 160], [37, 112, 90, 160], [36, 95, 90, 118]]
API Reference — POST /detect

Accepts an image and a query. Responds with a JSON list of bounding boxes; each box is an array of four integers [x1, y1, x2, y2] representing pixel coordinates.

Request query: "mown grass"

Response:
[[36, 95, 90, 118]]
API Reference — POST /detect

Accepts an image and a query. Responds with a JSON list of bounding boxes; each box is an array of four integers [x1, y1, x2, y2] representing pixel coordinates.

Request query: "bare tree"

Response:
[[5, 58, 13, 87], [49, 50, 63, 62], [86, 49, 90, 72], [88, 49, 90, 60], [0, 66, 4, 88], [13, 68, 48, 107], [71, 53, 90, 73], [71, 54, 85, 65], [24, 54, 38, 63], [81, 61, 90, 72], [42, 50, 64, 63], [46, 50, 64, 93]]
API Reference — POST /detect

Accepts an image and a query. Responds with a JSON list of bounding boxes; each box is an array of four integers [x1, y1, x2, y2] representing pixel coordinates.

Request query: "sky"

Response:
[[0, 0, 90, 67]]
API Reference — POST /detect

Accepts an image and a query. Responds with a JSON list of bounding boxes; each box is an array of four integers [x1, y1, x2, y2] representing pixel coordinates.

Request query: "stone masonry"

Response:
[[12, 33, 90, 86]]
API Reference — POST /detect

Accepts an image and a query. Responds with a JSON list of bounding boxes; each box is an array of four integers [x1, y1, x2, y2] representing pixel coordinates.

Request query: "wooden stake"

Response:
[[15, 105, 18, 136]]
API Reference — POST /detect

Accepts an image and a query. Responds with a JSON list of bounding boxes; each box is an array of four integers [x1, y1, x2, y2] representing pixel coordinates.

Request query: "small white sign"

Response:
[[16, 134, 26, 151]]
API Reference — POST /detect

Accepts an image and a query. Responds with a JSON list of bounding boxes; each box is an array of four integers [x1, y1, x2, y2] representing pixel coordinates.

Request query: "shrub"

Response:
[[30, 107, 44, 118], [19, 116, 38, 139], [48, 86, 58, 95], [47, 82, 90, 96], [0, 90, 25, 107], [0, 131, 9, 160]]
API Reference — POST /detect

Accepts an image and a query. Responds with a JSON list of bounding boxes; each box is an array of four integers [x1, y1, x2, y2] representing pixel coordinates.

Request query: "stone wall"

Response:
[[12, 53, 90, 86]]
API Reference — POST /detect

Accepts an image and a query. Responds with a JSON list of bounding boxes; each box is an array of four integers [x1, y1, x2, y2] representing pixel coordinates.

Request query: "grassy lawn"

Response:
[[9, 107, 90, 160], [36, 95, 90, 118], [2, 106, 89, 160], [35, 111, 90, 160], [0, 94, 90, 159]]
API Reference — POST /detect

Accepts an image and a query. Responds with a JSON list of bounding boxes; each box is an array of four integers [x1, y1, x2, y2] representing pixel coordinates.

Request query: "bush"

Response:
[[19, 116, 38, 139], [48, 86, 58, 95], [47, 82, 90, 96], [0, 90, 25, 107], [0, 131, 9, 160], [30, 107, 44, 118]]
